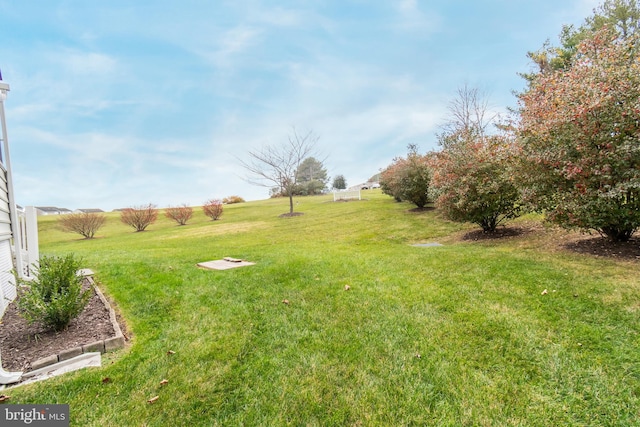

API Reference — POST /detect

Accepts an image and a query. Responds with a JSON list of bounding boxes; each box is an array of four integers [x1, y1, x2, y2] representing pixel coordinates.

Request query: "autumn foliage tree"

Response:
[[202, 199, 223, 220], [58, 212, 106, 239], [517, 27, 640, 241], [120, 204, 158, 232], [431, 85, 522, 232], [431, 131, 522, 232], [380, 144, 432, 208], [165, 204, 193, 226]]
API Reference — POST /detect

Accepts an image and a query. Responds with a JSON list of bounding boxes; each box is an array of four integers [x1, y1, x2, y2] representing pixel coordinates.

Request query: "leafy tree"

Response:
[[120, 204, 158, 232], [380, 144, 432, 208], [523, 0, 639, 78], [517, 27, 640, 241], [165, 204, 193, 225], [332, 174, 347, 190], [58, 212, 106, 239], [203, 199, 223, 220], [239, 128, 319, 215], [295, 157, 328, 195]]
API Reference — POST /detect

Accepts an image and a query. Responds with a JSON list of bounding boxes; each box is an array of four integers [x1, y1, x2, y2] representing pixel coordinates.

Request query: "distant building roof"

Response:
[[35, 206, 62, 212], [75, 208, 104, 213]]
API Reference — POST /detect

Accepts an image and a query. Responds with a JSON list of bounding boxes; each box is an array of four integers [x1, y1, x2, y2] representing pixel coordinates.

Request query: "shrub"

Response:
[[16, 254, 91, 332], [58, 212, 106, 239], [120, 204, 158, 232], [223, 195, 245, 204], [380, 144, 432, 208], [431, 131, 522, 232], [165, 204, 193, 225], [517, 28, 640, 241], [203, 199, 223, 220]]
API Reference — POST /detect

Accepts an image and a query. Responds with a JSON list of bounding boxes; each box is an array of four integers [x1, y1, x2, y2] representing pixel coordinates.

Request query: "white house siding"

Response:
[[0, 239, 14, 315], [0, 166, 11, 239], [0, 164, 15, 316]]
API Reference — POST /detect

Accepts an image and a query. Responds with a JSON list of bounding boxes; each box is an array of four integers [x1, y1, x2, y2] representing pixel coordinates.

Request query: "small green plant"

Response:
[[16, 254, 91, 332]]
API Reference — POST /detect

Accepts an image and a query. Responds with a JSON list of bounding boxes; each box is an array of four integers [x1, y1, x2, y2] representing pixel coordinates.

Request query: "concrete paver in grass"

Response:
[[197, 257, 256, 270], [411, 242, 443, 247]]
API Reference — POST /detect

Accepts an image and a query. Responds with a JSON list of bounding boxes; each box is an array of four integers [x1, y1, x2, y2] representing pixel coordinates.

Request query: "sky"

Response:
[[0, 0, 600, 211]]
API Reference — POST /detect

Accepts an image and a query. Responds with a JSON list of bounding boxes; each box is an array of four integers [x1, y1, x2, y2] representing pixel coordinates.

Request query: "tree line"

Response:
[[380, 0, 640, 243]]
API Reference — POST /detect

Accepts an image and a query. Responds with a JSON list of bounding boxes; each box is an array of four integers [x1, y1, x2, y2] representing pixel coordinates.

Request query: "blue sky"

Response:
[[1, 0, 598, 211]]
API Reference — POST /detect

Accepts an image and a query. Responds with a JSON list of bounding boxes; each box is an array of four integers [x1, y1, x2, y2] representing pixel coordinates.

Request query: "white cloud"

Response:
[[393, 1, 442, 34], [60, 51, 118, 76]]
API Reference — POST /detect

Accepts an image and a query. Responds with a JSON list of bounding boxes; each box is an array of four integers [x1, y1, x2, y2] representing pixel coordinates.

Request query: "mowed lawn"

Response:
[[10, 192, 640, 426]]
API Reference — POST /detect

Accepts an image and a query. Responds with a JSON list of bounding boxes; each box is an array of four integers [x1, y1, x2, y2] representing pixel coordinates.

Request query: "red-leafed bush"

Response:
[[431, 130, 522, 232], [517, 28, 640, 241], [203, 199, 223, 220], [380, 144, 432, 208]]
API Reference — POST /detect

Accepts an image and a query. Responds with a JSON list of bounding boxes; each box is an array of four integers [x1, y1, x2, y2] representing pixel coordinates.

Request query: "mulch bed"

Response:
[[461, 225, 639, 261], [563, 236, 640, 261], [0, 282, 117, 372], [462, 227, 532, 241]]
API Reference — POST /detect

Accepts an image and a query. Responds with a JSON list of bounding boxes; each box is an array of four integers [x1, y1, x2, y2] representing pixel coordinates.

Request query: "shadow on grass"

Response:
[[279, 212, 305, 218], [407, 206, 436, 213]]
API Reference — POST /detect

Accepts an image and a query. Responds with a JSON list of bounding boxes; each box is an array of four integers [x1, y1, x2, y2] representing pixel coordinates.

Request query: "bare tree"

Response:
[[58, 212, 106, 239], [438, 84, 497, 148], [165, 204, 193, 225], [239, 128, 319, 215], [120, 204, 158, 232], [202, 199, 223, 220]]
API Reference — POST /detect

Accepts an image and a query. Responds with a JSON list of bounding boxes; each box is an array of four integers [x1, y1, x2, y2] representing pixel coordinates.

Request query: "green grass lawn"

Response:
[[9, 191, 640, 426]]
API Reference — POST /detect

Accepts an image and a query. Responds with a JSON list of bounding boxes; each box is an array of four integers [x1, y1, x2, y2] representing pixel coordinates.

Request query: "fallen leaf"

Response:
[[102, 377, 112, 384], [541, 289, 548, 295], [167, 350, 176, 355], [282, 299, 290, 305], [0, 395, 9, 402], [148, 396, 159, 404], [160, 379, 169, 386], [344, 285, 351, 291]]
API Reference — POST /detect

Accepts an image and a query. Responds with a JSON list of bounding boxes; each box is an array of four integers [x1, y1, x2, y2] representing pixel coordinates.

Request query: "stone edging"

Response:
[[29, 275, 126, 372]]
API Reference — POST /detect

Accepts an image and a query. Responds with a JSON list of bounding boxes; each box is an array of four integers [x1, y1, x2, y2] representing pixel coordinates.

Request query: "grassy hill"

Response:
[[10, 191, 640, 426]]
